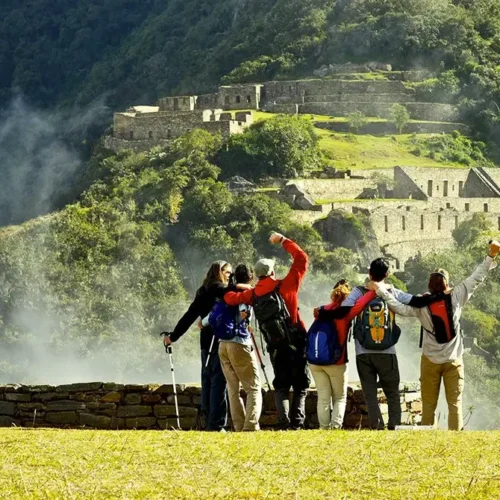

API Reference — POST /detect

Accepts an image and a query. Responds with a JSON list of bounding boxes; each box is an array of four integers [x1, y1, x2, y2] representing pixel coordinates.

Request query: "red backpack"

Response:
[[420, 294, 457, 347]]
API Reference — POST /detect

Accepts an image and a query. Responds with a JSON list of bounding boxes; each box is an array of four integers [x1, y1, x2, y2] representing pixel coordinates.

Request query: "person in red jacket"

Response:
[[311, 280, 376, 429], [225, 232, 310, 430]]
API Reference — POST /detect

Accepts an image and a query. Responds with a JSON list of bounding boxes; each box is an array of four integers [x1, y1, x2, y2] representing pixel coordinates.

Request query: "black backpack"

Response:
[[253, 283, 297, 349]]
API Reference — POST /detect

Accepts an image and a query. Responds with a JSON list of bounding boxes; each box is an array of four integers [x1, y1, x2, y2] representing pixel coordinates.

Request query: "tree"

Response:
[[452, 213, 493, 248], [347, 111, 367, 133], [390, 104, 410, 134], [218, 115, 321, 180]]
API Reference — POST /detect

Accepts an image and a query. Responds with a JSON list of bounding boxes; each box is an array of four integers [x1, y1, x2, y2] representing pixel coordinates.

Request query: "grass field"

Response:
[[1, 429, 500, 499]]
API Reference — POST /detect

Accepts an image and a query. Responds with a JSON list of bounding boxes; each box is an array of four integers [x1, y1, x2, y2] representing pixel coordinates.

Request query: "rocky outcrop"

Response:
[[280, 183, 322, 211], [0, 382, 422, 430], [225, 176, 256, 193], [314, 208, 381, 266]]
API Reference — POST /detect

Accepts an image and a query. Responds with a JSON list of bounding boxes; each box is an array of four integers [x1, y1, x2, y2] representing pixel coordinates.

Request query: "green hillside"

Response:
[[1, 429, 500, 498]]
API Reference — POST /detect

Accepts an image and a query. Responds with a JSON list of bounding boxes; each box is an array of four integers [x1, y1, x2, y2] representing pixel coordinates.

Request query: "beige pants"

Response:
[[218, 342, 262, 431], [309, 363, 348, 429], [420, 354, 465, 430]]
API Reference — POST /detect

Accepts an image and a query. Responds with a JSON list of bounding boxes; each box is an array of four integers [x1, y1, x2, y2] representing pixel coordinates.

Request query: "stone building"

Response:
[[105, 103, 254, 152], [297, 166, 500, 271]]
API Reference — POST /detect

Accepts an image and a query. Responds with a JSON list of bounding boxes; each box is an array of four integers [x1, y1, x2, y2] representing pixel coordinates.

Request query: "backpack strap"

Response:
[[419, 326, 424, 349]]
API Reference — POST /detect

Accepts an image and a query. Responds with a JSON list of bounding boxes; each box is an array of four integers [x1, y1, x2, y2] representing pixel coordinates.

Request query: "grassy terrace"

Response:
[[229, 110, 470, 171], [1, 429, 499, 498]]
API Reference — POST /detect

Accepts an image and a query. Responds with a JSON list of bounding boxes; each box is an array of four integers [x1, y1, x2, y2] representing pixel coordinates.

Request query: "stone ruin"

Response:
[[0, 382, 423, 430]]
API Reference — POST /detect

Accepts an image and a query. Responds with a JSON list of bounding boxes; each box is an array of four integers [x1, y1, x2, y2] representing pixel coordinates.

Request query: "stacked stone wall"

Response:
[[293, 178, 380, 201], [303, 93, 413, 104], [315, 121, 468, 136], [104, 136, 169, 153], [218, 84, 262, 110], [0, 382, 422, 430], [299, 102, 459, 122], [395, 167, 470, 199], [114, 111, 208, 141]]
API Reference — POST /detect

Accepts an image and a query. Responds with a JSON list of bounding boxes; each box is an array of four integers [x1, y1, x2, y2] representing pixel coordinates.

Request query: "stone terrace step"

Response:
[[303, 93, 415, 104], [300, 102, 459, 122], [314, 120, 469, 136]]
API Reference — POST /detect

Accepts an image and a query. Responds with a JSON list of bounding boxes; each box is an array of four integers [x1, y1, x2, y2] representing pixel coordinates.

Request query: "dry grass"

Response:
[[0, 429, 500, 499]]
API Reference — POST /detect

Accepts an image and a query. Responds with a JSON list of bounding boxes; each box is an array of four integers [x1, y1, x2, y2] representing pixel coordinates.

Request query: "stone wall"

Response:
[[299, 102, 459, 122], [315, 121, 469, 136], [303, 93, 413, 104], [0, 382, 422, 430], [218, 84, 263, 110], [104, 136, 169, 153], [292, 178, 379, 201]]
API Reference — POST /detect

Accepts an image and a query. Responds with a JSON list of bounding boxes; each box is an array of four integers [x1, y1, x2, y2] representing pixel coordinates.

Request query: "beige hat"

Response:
[[254, 258, 275, 278]]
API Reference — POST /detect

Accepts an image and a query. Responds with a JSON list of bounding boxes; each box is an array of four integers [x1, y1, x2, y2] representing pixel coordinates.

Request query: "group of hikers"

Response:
[[163, 232, 499, 432]]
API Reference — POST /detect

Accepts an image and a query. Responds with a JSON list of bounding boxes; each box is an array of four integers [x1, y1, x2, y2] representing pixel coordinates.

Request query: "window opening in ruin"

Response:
[[443, 181, 449, 197], [427, 180, 433, 197], [446, 203, 451, 209], [173, 98, 179, 111], [459, 181, 464, 196], [167, 129, 172, 139], [395, 259, 401, 270], [289, 85, 293, 93], [452, 184, 455, 191], [465, 203, 470, 212], [438, 215, 442, 230], [246, 95, 251, 104], [421, 215, 424, 230], [224, 96, 230, 106], [236, 95, 241, 104], [148, 131, 153, 139], [402, 216, 406, 231], [455, 216, 459, 229], [484, 203, 489, 213], [436, 185, 440, 191], [384, 216, 388, 233], [129, 130, 134, 140]]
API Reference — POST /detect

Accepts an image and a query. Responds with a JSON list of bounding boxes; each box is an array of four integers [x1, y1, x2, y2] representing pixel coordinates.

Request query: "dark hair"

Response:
[[369, 258, 389, 282], [234, 264, 254, 285], [201, 260, 231, 290]]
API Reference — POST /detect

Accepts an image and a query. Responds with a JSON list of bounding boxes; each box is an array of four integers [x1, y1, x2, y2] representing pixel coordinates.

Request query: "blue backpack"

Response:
[[208, 301, 250, 341], [306, 319, 343, 365]]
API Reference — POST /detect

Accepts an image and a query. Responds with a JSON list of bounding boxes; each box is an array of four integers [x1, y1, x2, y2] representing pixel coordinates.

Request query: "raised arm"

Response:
[[453, 255, 497, 307], [278, 237, 309, 291]]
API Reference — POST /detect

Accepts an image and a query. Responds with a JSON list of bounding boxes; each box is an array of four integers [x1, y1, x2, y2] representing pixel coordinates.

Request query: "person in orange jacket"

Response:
[[224, 232, 310, 429]]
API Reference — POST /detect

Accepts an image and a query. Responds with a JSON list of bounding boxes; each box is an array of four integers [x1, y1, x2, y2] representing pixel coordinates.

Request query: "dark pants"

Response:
[[201, 347, 228, 431], [270, 346, 310, 429], [356, 354, 401, 430]]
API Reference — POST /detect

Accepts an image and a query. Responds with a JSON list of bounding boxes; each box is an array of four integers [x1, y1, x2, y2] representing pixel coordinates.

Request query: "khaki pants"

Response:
[[420, 354, 464, 431], [309, 363, 348, 429], [218, 342, 262, 431]]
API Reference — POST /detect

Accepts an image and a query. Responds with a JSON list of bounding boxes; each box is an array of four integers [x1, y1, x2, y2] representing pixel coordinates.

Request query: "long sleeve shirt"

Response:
[[224, 238, 309, 331], [375, 256, 497, 364], [170, 282, 228, 350], [320, 291, 376, 364]]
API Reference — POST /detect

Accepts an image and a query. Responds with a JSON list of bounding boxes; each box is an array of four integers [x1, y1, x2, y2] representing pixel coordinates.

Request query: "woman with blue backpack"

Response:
[[309, 280, 376, 429], [202, 264, 262, 432]]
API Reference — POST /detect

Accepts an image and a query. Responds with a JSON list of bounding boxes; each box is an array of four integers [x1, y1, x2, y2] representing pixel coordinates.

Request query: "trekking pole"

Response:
[[204, 335, 216, 369], [250, 329, 272, 390], [160, 333, 181, 429]]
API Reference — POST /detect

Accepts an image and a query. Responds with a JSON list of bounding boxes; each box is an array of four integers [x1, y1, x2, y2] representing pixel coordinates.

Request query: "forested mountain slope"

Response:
[[2, 0, 500, 113]]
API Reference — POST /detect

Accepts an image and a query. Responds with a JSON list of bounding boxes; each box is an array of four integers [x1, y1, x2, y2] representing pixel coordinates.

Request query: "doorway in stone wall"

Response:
[[427, 180, 433, 197]]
